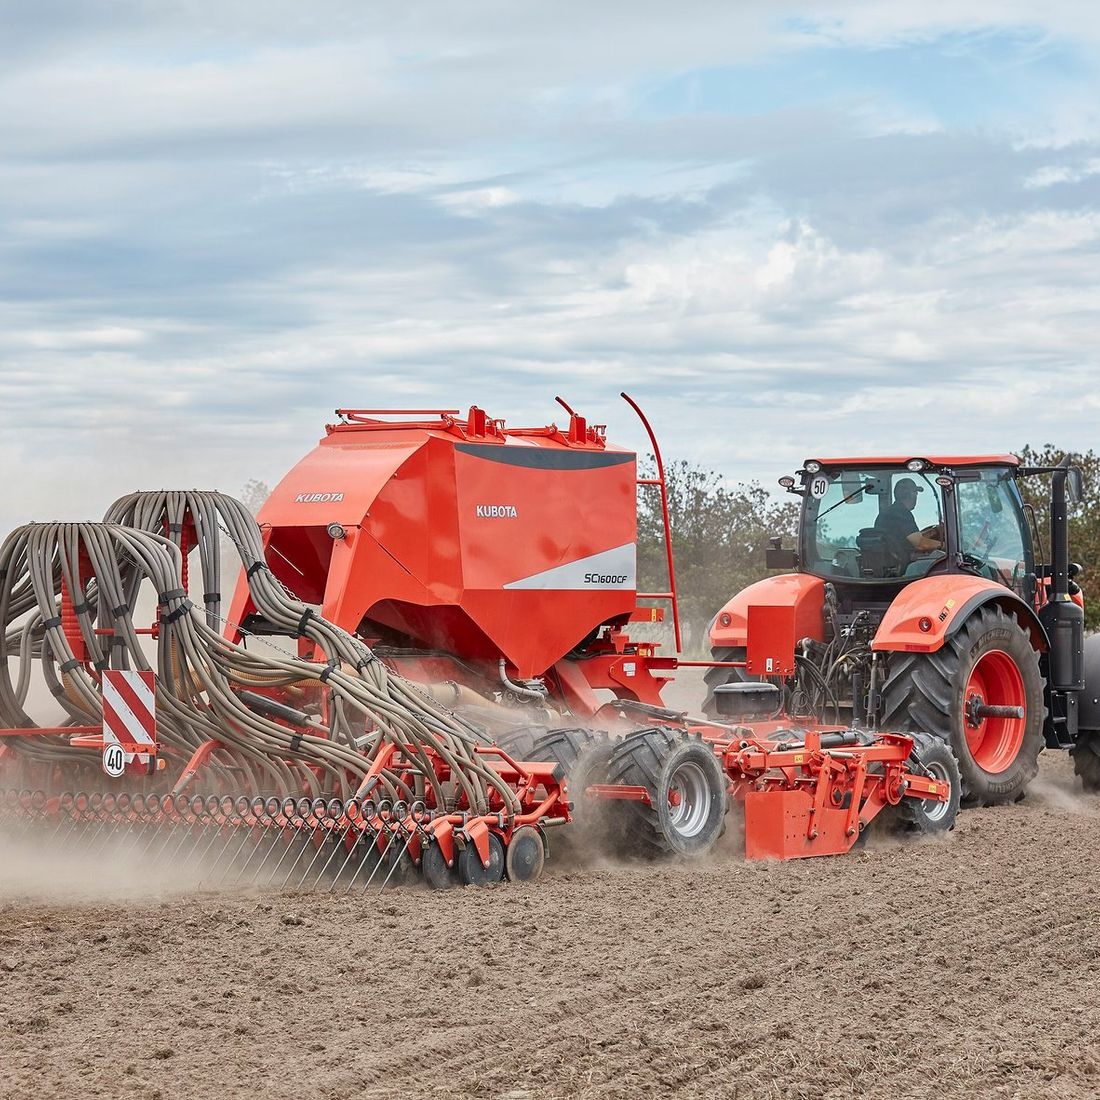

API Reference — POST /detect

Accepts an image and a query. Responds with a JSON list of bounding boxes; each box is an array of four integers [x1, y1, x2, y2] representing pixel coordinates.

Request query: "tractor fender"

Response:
[[709, 573, 826, 649], [871, 574, 1048, 655]]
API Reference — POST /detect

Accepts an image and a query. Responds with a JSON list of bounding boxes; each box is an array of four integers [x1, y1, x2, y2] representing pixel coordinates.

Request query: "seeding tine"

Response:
[[378, 800, 424, 893], [239, 798, 288, 885]]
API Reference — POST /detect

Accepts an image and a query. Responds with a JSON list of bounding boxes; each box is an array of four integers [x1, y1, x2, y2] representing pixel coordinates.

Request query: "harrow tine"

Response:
[[341, 800, 382, 894], [214, 798, 266, 886], [362, 801, 403, 892], [286, 798, 337, 891], [237, 798, 287, 886], [304, 800, 355, 891], [377, 801, 425, 893], [327, 799, 366, 891]]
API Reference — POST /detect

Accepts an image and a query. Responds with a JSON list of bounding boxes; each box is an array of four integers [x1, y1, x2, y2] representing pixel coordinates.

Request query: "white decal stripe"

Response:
[[503, 543, 637, 591]]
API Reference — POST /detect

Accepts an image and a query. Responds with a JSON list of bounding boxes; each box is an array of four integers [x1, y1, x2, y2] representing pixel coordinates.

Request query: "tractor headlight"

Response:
[[778, 475, 796, 490], [327, 522, 347, 540], [907, 459, 927, 472], [805, 460, 822, 474]]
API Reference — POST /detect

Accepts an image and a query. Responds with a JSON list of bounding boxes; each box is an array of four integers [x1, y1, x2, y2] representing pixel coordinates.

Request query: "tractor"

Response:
[[704, 453, 1099, 804]]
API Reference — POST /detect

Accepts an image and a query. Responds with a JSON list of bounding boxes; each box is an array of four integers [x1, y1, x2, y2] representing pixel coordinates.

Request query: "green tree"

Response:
[[637, 458, 799, 652], [1016, 445, 1100, 630]]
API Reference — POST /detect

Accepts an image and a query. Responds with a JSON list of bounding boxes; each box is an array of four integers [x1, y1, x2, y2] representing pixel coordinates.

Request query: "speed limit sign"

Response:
[[102, 743, 126, 778], [810, 475, 829, 499]]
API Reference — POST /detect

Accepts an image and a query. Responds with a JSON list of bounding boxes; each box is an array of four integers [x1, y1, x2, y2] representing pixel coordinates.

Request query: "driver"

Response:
[[874, 477, 944, 563]]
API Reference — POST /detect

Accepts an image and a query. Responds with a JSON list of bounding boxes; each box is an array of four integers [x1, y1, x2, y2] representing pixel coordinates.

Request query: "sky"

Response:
[[3, 1, 1100, 531]]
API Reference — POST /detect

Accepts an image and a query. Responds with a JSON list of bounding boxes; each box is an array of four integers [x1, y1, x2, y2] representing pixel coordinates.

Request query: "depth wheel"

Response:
[[895, 732, 962, 833], [504, 826, 545, 883], [457, 833, 505, 886], [1073, 730, 1100, 792], [606, 728, 727, 857], [880, 605, 1044, 805]]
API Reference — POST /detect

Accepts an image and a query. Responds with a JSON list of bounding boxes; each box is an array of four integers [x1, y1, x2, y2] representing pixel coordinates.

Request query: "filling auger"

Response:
[[0, 399, 961, 890]]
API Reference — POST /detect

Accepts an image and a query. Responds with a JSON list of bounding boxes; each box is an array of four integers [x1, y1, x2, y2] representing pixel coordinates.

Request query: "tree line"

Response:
[[638, 447, 1100, 651]]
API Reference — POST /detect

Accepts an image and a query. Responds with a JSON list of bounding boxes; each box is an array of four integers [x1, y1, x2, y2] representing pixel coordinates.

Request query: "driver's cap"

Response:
[[895, 477, 923, 494]]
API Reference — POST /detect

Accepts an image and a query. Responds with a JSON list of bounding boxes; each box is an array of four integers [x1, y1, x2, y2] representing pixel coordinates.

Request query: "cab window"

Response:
[[804, 468, 944, 580], [955, 469, 1032, 598]]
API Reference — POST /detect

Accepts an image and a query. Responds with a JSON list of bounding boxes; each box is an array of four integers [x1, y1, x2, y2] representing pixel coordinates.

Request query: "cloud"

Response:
[[1, 2, 1099, 534]]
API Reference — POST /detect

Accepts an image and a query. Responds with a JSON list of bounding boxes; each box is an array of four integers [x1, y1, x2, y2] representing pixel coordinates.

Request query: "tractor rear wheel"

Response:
[[702, 646, 754, 719], [605, 728, 727, 857], [1072, 730, 1100, 792], [880, 605, 1044, 805]]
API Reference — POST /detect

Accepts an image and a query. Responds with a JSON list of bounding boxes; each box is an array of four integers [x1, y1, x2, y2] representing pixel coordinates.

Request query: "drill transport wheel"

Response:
[[607, 728, 728, 857], [504, 825, 545, 883], [457, 833, 505, 886]]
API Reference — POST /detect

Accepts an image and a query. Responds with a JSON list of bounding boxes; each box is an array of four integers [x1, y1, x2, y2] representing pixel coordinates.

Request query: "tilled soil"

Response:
[[1, 750, 1098, 1100]]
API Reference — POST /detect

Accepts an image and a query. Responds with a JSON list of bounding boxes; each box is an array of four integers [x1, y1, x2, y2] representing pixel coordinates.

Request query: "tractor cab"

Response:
[[781, 455, 1035, 604]]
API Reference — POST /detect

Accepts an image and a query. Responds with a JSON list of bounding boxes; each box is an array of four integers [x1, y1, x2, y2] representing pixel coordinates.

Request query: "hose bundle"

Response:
[[0, 492, 521, 814]]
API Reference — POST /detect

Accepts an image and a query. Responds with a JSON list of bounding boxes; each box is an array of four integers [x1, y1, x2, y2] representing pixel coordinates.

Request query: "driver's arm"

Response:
[[907, 531, 943, 552]]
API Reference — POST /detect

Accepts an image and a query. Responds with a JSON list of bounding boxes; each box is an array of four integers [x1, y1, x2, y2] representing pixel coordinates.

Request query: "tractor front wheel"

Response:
[[881, 605, 1044, 805]]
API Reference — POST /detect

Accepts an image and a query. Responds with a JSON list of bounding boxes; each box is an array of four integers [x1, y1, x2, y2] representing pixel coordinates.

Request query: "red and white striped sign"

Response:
[[102, 670, 157, 754]]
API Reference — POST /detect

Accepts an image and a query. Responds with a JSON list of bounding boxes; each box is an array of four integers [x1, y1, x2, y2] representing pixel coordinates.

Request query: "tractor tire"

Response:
[[894, 731, 961, 834], [880, 605, 1044, 805], [605, 728, 727, 857], [529, 728, 612, 830], [702, 646, 754, 719], [493, 725, 549, 761], [1072, 730, 1100, 792]]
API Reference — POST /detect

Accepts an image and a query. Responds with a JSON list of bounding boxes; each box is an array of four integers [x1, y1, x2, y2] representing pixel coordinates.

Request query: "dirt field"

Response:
[[3, 674, 1100, 1100]]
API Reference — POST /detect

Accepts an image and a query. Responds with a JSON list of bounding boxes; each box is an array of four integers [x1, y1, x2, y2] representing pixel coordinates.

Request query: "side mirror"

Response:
[[766, 543, 798, 570], [1068, 466, 1084, 504]]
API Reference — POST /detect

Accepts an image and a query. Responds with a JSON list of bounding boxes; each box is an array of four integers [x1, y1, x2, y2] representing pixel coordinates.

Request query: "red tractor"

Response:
[[705, 454, 1096, 804]]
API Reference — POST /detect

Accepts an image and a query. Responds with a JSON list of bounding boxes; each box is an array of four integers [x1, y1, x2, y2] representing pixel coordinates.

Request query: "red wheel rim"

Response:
[[963, 649, 1026, 773]]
